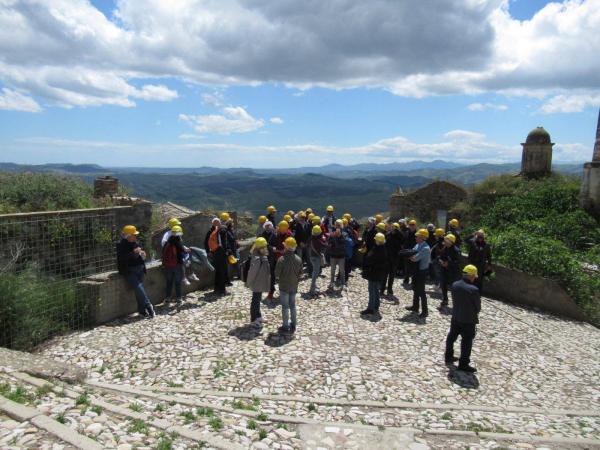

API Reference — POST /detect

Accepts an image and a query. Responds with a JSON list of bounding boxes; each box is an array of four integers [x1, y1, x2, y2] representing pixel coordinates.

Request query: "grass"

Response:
[[258, 429, 268, 440], [155, 403, 166, 412], [0, 383, 33, 404], [35, 384, 53, 398], [196, 407, 214, 417], [441, 412, 453, 420], [208, 417, 223, 430], [55, 412, 67, 424], [91, 405, 103, 415], [180, 410, 196, 424], [167, 381, 183, 388], [213, 361, 227, 378], [231, 399, 257, 411], [256, 413, 268, 421], [247, 419, 257, 430], [129, 402, 143, 412], [128, 418, 149, 435], [307, 403, 316, 412], [463, 422, 511, 434]]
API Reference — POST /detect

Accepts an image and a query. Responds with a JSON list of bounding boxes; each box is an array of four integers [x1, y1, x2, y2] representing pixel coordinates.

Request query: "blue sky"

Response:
[[1, 0, 599, 168]]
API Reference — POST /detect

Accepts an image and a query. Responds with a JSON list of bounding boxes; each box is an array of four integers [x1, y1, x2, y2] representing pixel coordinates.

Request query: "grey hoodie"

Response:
[[245, 249, 271, 293], [275, 250, 303, 292]]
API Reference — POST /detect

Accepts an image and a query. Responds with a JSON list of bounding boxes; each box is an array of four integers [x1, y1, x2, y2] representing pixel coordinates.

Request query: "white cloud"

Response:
[[179, 106, 265, 134], [201, 92, 225, 107], [0, 88, 41, 112], [539, 93, 600, 114], [1, 0, 599, 111], [270, 117, 284, 124], [178, 133, 204, 140], [468, 102, 508, 111]]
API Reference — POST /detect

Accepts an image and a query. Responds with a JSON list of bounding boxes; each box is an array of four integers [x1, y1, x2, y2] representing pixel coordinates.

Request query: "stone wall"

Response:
[[580, 161, 600, 220], [80, 240, 252, 325], [389, 181, 467, 224], [151, 212, 216, 257]]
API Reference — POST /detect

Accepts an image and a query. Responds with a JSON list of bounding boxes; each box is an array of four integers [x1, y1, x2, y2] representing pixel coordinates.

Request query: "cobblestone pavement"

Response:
[[1, 271, 598, 449]]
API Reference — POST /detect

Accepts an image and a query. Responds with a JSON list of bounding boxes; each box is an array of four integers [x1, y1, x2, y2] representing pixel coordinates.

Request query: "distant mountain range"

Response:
[[0, 160, 584, 218]]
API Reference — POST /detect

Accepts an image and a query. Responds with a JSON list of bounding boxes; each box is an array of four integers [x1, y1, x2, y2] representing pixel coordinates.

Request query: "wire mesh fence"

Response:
[[0, 209, 118, 350]]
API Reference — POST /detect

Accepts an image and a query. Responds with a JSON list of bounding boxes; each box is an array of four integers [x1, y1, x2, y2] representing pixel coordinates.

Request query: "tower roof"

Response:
[[525, 127, 552, 145]]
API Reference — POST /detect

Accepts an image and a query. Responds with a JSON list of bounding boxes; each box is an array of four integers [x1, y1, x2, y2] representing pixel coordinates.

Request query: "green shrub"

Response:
[[0, 172, 94, 213], [0, 269, 87, 350]]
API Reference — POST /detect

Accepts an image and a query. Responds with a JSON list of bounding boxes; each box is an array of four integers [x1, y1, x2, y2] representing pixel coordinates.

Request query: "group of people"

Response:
[[117, 204, 493, 373]]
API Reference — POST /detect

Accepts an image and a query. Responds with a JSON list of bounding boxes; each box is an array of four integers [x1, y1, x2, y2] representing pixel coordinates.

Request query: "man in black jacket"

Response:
[[445, 265, 481, 373], [361, 233, 388, 316], [116, 225, 155, 318], [382, 222, 403, 296]]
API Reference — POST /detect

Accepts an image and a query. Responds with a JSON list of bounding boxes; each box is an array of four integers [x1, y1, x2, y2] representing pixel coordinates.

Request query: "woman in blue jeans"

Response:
[[275, 237, 303, 333], [116, 225, 155, 319], [361, 232, 388, 316], [308, 225, 328, 296], [245, 237, 271, 327]]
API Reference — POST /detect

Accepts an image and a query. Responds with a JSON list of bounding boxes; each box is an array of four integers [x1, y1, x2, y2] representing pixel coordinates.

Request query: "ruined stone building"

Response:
[[521, 127, 554, 178]]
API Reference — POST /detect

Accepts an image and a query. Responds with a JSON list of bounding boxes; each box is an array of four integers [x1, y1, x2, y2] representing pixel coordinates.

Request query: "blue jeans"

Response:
[[165, 265, 183, 299], [367, 280, 381, 311], [280, 291, 297, 328], [125, 265, 152, 314], [309, 256, 321, 294]]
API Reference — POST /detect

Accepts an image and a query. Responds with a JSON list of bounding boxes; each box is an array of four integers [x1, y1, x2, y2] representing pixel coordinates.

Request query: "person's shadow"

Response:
[[264, 331, 294, 347], [398, 312, 427, 325], [447, 366, 480, 389], [383, 294, 400, 305], [228, 324, 262, 341]]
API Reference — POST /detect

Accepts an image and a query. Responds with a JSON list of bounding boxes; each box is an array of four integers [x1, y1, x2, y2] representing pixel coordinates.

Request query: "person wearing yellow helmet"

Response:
[[162, 224, 192, 305], [162, 218, 181, 247], [275, 236, 303, 333], [204, 217, 230, 296], [259, 220, 278, 299], [447, 218, 462, 248], [322, 205, 336, 234], [430, 228, 447, 290], [327, 223, 347, 290], [220, 212, 231, 223], [381, 219, 403, 296], [266, 205, 277, 225], [437, 233, 461, 310], [375, 214, 384, 224], [445, 264, 481, 373], [246, 237, 271, 328], [293, 209, 311, 271], [117, 225, 155, 319], [402, 219, 419, 285], [224, 214, 241, 282], [466, 229, 492, 293], [308, 224, 328, 296], [311, 215, 321, 226], [360, 232, 388, 317], [362, 217, 377, 253], [405, 227, 432, 318], [256, 215, 268, 237]]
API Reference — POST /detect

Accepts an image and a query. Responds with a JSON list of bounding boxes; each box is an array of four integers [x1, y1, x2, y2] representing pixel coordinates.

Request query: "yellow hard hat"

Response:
[[416, 228, 429, 239], [435, 228, 445, 237], [286, 210, 294, 217], [167, 218, 181, 227], [267, 205, 277, 213], [283, 214, 292, 222], [445, 233, 456, 244], [326, 205, 334, 212], [312, 225, 322, 235], [308, 213, 315, 220], [374, 232, 386, 244], [306, 208, 313, 214], [393, 222, 400, 229], [375, 214, 384, 223], [298, 211, 306, 219], [463, 264, 478, 277], [335, 219, 344, 227], [171, 225, 183, 234], [258, 215, 267, 224], [312, 216, 321, 225], [122, 225, 139, 236], [376, 222, 386, 231], [449, 218, 459, 227], [254, 237, 268, 249], [220, 212, 230, 222], [343, 213, 351, 220], [278, 220, 289, 230], [408, 219, 417, 226], [284, 237, 297, 248], [228, 255, 238, 265], [342, 218, 349, 226]]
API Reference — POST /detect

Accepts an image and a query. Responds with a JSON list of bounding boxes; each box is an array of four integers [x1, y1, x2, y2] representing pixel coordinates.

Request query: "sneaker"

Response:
[[445, 357, 459, 364], [176, 297, 183, 305], [183, 278, 191, 286], [189, 273, 200, 282], [278, 325, 291, 334], [226, 281, 233, 287], [360, 308, 374, 315], [418, 312, 428, 319], [147, 304, 156, 318], [290, 323, 296, 333], [457, 365, 477, 373], [405, 306, 418, 312]]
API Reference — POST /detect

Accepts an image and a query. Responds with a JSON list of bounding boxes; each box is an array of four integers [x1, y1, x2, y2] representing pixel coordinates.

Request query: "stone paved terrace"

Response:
[[1, 272, 600, 449]]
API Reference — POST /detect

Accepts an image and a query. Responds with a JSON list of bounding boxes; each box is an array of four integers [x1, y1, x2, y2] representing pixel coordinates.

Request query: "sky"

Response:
[[0, 0, 599, 168]]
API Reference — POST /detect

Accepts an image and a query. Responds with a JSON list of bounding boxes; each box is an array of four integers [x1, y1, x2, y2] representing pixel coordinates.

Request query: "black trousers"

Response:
[[445, 319, 476, 367], [411, 269, 428, 314], [382, 258, 398, 292], [213, 247, 228, 292], [268, 257, 276, 294], [250, 292, 262, 322]]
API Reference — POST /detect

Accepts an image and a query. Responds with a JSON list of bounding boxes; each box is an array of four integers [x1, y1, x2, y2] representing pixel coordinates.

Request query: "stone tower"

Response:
[[94, 176, 119, 198], [521, 127, 554, 178], [580, 109, 600, 219]]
